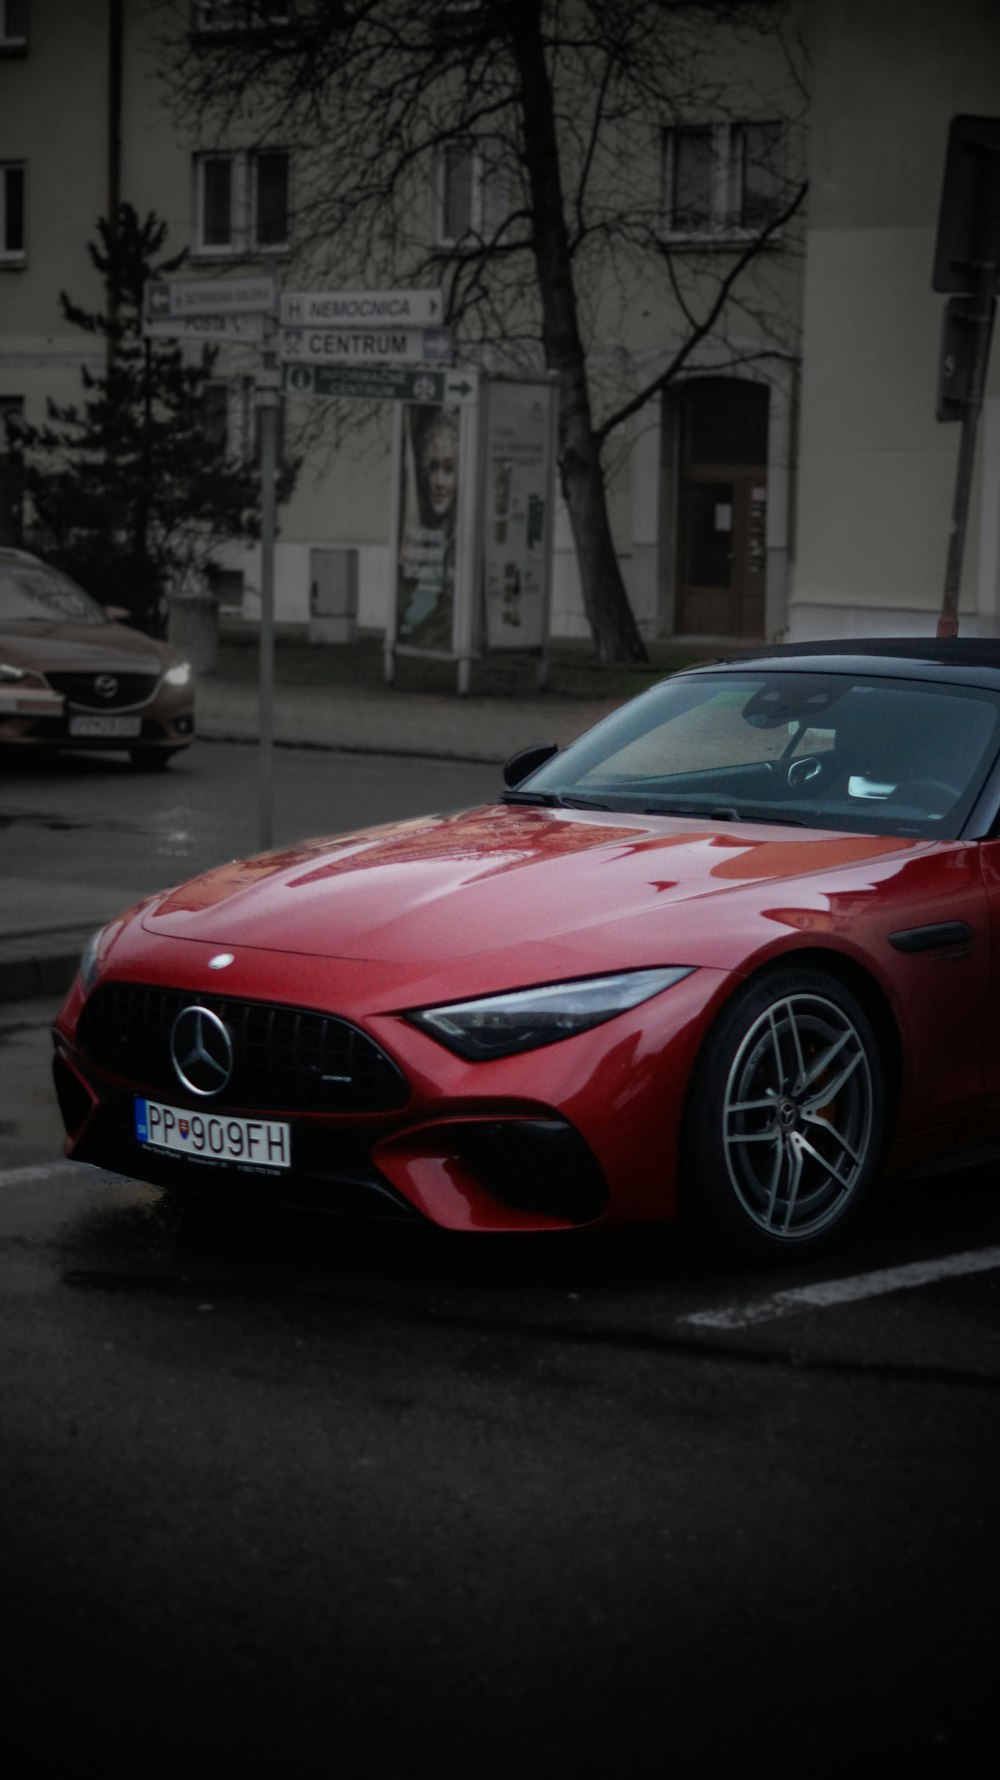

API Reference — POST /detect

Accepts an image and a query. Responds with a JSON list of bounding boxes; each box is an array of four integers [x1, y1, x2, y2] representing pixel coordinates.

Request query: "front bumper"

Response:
[[0, 685, 193, 752], [52, 1048, 607, 1226], [52, 963, 732, 1232]]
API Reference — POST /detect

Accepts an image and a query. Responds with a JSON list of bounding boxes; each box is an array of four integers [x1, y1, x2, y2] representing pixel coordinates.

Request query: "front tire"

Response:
[[681, 967, 886, 1262]]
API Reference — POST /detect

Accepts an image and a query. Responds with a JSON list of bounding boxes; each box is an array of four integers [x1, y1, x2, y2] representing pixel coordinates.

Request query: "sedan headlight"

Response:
[[164, 660, 193, 688], [0, 662, 28, 682], [407, 966, 694, 1060]]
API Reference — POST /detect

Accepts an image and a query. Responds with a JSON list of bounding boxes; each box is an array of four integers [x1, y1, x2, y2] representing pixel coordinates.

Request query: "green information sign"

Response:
[[283, 364, 446, 402]]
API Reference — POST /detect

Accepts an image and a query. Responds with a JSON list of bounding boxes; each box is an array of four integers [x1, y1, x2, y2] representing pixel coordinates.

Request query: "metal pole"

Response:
[[938, 282, 997, 638], [256, 325, 280, 849], [455, 378, 481, 696], [938, 147, 1000, 640]]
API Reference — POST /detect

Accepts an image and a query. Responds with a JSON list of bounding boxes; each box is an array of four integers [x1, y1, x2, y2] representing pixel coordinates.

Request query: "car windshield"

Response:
[[515, 669, 1000, 839], [0, 563, 106, 626]]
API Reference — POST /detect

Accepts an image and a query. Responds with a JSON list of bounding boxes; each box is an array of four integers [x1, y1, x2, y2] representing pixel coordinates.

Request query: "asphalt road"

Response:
[[4, 742, 1000, 1775], [2, 734, 503, 898]]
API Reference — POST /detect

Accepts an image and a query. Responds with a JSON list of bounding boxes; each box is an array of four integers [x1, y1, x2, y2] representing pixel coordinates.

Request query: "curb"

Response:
[[196, 725, 515, 766], [0, 928, 90, 1005]]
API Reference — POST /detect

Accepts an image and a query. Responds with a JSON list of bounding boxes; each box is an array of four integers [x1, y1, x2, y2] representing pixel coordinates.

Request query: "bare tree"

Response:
[[162, 0, 807, 662]]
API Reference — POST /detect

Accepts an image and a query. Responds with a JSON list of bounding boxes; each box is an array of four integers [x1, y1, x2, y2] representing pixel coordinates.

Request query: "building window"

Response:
[[192, 2, 290, 35], [0, 0, 28, 51], [0, 163, 25, 261], [203, 378, 285, 466], [437, 137, 508, 247], [663, 122, 783, 239], [252, 381, 286, 467], [193, 149, 289, 254], [0, 397, 24, 544], [203, 380, 231, 452], [734, 123, 784, 229]]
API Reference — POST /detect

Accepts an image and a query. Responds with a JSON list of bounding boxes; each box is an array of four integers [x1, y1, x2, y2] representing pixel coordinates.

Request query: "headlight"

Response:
[[164, 661, 192, 687], [0, 662, 27, 682], [78, 928, 105, 996], [78, 919, 123, 996], [407, 966, 695, 1060]]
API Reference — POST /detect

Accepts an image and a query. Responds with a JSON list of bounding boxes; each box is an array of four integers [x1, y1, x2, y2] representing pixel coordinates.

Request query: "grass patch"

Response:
[[215, 622, 731, 702]]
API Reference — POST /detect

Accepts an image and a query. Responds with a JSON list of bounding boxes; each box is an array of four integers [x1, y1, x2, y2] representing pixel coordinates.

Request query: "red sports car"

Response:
[[51, 640, 1000, 1260]]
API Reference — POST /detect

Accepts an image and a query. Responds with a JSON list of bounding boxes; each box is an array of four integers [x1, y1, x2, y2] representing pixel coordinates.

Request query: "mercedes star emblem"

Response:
[[169, 1005, 234, 1098]]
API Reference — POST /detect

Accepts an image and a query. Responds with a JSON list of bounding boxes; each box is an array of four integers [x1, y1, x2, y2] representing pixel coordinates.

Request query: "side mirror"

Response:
[[503, 742, 558, 788], [104, 605, 130, 623]]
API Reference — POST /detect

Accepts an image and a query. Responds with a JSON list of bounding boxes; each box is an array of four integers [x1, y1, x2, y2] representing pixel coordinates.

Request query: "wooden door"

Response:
[[677, 465, 766, 637]]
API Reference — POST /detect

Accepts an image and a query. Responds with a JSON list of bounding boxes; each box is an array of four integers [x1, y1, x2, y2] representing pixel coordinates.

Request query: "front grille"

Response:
[[45, 671, 160, 710], [78, 983, 410, 1114]]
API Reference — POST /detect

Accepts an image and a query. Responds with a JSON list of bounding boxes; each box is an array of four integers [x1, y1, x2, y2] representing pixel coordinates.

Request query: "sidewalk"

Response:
[[1, 669, 623, 1002], [196, 670, 620, 762]]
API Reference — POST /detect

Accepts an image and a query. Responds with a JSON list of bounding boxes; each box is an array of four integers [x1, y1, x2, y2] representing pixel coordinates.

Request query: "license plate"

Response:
[[70, 714, 142, 737], [135, 1098, 291, 1169]]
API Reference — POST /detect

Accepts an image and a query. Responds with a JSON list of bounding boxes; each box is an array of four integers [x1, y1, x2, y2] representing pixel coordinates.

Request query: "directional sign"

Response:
[[144, 274, 277, 318], [279, 287, 443, 328], [142, 311, 266, 342], [283, 364, 479, 404], [441, 368, 479, 404], [279, 325, 453, 367]]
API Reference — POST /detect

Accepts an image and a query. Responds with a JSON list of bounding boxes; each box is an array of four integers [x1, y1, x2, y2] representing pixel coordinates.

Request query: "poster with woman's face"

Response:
[[395, 402, 461, 652]]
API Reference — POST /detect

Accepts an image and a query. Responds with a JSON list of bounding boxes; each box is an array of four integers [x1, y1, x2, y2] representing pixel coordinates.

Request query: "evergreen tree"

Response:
[[18, 203, 290, 636]]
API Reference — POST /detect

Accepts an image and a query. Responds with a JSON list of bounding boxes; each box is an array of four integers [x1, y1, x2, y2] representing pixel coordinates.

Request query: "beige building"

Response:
[[792, 0, 1000, 640], [1, 1, 997, 646]]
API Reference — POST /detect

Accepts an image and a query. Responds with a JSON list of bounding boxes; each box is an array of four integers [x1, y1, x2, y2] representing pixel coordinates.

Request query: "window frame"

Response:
[[192, 148, 290, 257], [0, 161, 25, 263], [202, 379, 232, 454], [436, 135, 508, 250], [0, 395, 25, 547], [0, 0, 28, 51], [661, 120, 785, 244], [202, 376, 285, 468]]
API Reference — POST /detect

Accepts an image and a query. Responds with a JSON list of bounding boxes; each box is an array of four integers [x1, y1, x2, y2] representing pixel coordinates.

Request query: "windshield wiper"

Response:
[[642, 803, 741, 821], [502, 790, 610, 809], [641, 802, 806, 826]]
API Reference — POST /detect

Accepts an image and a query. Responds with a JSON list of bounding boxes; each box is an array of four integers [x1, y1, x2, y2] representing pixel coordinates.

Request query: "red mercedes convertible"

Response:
[[51, 640, 1000, 1261]]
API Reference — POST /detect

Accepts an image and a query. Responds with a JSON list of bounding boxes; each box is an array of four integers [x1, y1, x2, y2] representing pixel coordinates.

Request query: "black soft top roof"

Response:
[[682, 637, 1000, 690]]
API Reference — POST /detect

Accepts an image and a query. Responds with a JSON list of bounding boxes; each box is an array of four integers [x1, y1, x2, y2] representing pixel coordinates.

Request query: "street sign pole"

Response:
[[256, 321, 280, 851]]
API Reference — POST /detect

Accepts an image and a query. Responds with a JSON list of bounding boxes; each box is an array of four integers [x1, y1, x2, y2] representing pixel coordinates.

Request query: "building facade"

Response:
[[1, 0, 997, 645]]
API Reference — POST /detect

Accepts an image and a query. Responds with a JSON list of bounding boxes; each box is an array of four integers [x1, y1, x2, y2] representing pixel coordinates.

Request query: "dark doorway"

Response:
[[676, 378, 768, 636]]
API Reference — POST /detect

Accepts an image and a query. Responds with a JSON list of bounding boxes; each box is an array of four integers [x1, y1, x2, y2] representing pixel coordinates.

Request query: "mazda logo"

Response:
[[95, 674, 119, 700], [170, 1005, 233, 1098]]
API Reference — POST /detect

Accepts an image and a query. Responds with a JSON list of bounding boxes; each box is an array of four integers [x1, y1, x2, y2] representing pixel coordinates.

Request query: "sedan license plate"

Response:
[[135, 1098, 291, 1169], [70, 714, 142, 737]]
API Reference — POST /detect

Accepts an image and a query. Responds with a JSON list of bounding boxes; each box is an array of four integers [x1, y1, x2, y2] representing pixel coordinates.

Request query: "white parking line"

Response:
[[683, 1247, 1000, 1330]]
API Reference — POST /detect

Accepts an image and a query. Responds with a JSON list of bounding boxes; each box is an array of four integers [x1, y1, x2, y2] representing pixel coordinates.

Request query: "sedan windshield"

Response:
[[0, 564, 106, 626], [516, 670, 1000, 838]]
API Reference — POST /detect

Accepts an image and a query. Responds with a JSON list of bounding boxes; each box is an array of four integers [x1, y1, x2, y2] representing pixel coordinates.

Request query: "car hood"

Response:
[[137, 803, 930, 983], [0, 620, 170, 673]]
